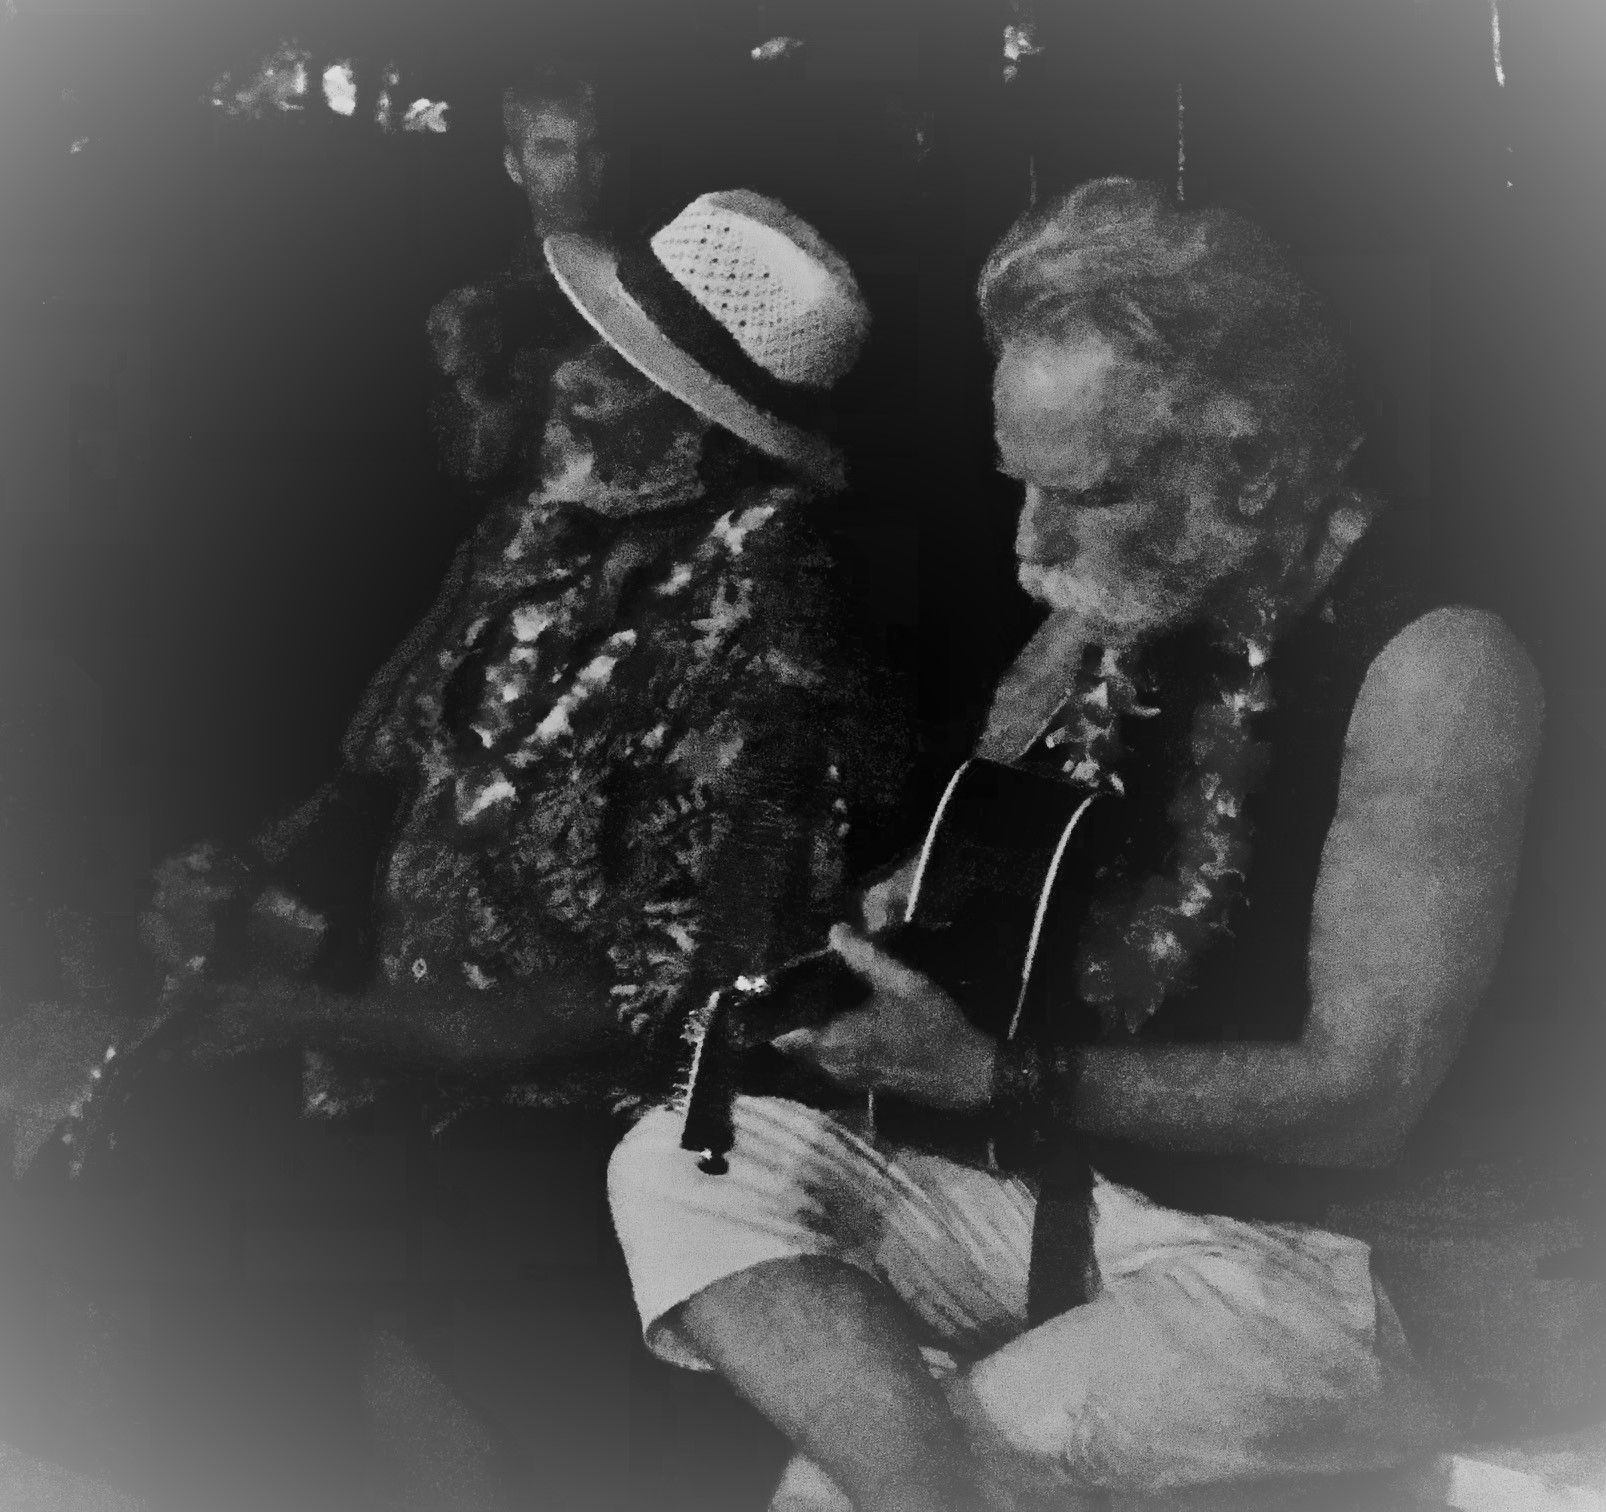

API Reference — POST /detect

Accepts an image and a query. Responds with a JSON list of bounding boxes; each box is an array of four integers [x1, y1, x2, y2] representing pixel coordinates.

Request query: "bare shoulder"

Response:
[[1346, 605, 1544, 786], [1308, 608, 1545, 1159]]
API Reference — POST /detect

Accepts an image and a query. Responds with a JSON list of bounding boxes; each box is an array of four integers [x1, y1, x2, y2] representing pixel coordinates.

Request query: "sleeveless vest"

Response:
[[1061, 512, 1453, 1225]]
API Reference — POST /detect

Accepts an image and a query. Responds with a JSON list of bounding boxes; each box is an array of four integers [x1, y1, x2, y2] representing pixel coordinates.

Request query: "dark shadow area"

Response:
[[1, 0, 1602, 1507]]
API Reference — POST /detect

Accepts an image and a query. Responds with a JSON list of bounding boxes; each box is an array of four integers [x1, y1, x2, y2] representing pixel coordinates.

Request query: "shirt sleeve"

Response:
[[678, 525, 904, 985]]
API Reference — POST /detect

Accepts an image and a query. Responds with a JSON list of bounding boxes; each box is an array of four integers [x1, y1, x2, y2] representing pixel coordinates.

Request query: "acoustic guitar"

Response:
[[671, 756, 1123, 1179]]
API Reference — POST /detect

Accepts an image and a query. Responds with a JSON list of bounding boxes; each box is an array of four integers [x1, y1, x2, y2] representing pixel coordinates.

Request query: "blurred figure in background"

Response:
[[426, 60, 608, 493]]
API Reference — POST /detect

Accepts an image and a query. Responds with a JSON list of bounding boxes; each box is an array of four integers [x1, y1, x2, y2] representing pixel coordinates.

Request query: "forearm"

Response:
[[998, 1027, 1390, 1167], [1067, 1036, 1380, 1164], [201, 971, 627, 1074]]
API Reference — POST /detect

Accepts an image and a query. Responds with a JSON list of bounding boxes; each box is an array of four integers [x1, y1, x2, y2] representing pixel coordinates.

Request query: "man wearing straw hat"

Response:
[[47, 190, 904, 1156], [606, 180, 1544, 1510]]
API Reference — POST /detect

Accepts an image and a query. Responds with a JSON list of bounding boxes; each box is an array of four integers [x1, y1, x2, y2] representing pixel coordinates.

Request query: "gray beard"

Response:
[[1017, 556, 1206, 647], [1017, 515, 1310, 649]]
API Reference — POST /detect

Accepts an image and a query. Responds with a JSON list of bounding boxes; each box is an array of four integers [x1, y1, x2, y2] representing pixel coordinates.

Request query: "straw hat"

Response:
[[544, 189, 870, 489]]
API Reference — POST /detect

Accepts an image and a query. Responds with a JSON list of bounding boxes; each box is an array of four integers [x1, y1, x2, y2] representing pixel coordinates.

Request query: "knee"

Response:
[[944, 1373, 1101, 1512], [606, 1107, 688, 1221]]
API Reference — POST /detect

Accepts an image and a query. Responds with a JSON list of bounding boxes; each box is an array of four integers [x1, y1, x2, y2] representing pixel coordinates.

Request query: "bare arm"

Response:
[[795, 608, 1544, 1168], [1067, 607, 1542, 1163], [192, 970, 629, 1072]]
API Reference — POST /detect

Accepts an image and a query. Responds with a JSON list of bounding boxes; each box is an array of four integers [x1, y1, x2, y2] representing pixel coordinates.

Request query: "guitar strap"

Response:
[[975, 627, 1106, 1324], [1026, 1120, 1099, 1324], [1023, 1023, 1101, 1324]]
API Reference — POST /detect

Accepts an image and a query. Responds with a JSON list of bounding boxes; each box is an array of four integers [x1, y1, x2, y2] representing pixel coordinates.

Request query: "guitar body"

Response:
[[675, 758, 1122, 1176]]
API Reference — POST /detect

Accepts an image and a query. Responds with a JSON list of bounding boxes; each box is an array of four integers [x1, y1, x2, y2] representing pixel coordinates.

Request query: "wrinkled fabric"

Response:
[[609, 1096, 1440, 1495]]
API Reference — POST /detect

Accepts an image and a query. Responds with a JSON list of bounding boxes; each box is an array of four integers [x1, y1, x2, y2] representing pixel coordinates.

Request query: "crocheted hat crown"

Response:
[[648, 190, 869, 390], [544, 189, 868, 487]]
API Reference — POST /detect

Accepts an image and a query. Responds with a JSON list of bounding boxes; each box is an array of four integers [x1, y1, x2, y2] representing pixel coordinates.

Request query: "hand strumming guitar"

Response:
[[769, 923, 998, 1113]]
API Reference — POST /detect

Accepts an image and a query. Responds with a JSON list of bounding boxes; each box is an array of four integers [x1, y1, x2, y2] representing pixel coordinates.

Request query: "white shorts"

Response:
[[608, 1095, 1442, 1494]]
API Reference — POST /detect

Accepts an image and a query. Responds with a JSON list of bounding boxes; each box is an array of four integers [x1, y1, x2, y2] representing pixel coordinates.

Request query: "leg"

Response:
[[678, 1256, 979, 1512], [608, 1099, 1046, 1512], [951, 1188, 1459, 1503]]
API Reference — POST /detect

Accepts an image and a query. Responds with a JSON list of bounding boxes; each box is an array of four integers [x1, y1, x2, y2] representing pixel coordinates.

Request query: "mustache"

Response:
[[1015, 506, 1234, 637], [1016, 560, 1189, 642]]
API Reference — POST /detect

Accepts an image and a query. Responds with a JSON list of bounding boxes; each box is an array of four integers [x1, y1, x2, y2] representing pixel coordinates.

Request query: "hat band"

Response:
[[614, 246, 829, 435]]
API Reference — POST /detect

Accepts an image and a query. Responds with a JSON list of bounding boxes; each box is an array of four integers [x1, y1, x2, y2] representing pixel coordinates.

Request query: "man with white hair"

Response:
[[606, 179, 1544, 1511]]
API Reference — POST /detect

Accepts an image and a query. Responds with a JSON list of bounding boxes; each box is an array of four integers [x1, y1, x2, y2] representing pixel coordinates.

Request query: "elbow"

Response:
[[1353, 1069, 1443, 1165], [1316, 1000, 1476, 1167], [1297, 1044, 1428, 1168], [1319, 1118, 1410, 1170]]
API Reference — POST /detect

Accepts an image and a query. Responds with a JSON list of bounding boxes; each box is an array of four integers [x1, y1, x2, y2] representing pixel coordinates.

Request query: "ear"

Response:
[[503, 145, 523, 188]]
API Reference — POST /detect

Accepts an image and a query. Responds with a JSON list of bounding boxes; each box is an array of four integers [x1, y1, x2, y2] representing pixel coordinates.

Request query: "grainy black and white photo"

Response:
[[1, 1, 1602, 1508]]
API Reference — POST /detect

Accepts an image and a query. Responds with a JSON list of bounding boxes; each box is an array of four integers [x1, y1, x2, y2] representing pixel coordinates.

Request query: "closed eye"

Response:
[[1071, 477, 1133, 508], [1035, 477, 1133, 509]]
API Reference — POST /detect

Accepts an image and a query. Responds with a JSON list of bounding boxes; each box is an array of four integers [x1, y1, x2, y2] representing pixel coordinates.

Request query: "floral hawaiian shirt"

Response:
[[336, 481, 898, 1102]]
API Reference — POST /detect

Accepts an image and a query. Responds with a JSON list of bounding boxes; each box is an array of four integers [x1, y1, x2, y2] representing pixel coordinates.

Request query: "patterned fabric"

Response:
[[337, 481, 894, 1107]]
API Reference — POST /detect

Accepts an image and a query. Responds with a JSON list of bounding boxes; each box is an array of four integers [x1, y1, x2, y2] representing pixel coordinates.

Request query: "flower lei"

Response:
[[1038, 631, 1276, 1034]]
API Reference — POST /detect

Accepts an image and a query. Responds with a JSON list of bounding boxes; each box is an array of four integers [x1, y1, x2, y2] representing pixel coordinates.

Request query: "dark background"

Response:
[[1, 0, 1603, 1508]]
